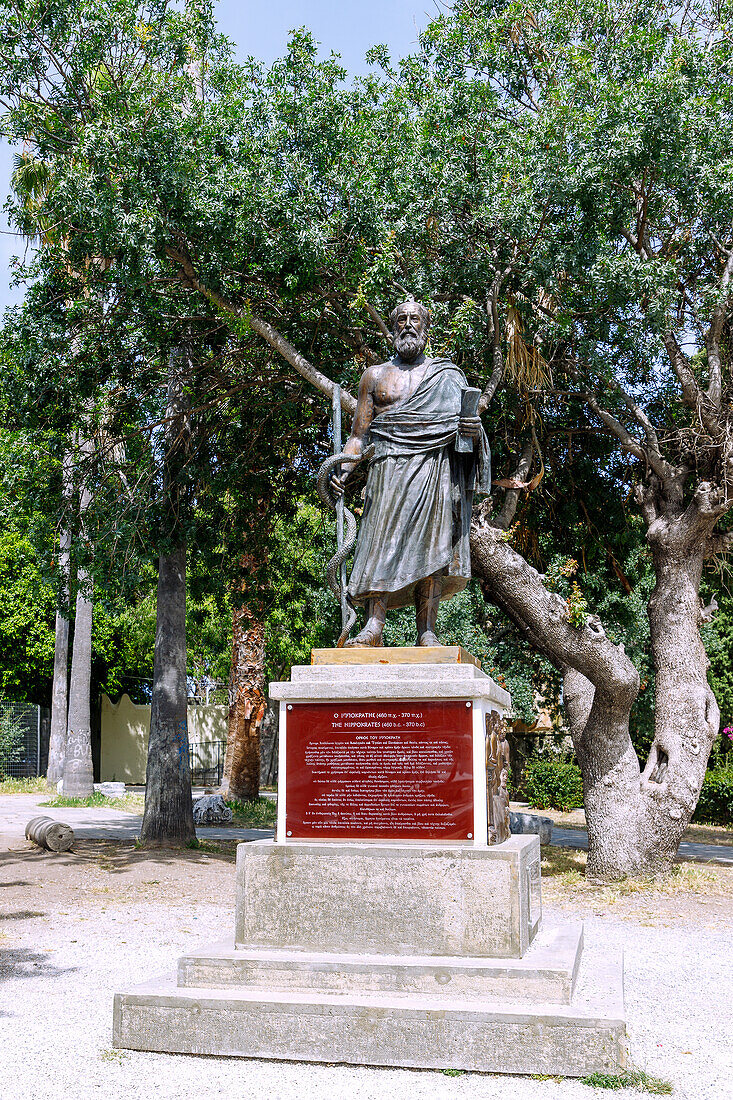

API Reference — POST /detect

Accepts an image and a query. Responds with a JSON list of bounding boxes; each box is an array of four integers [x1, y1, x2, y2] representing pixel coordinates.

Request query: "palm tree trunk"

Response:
[[47, 450, 73, 785], [61, 437, 94, 797], [220, 604, 265, 801], [61, 570, 94, 796]]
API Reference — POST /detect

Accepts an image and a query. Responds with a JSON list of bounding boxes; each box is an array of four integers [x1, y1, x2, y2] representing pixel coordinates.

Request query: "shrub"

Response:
[[523, 758, 584, 812], [225, 797, 277, 829], [0, 704, 25, 779], [693, 768, 733, 826]]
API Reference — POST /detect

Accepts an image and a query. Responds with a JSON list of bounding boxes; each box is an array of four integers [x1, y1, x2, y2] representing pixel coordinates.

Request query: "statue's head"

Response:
[[390, 300, 430, 364]]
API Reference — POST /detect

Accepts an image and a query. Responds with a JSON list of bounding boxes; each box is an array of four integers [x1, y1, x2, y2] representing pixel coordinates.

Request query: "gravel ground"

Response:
[[1, 837, 731, 1100]]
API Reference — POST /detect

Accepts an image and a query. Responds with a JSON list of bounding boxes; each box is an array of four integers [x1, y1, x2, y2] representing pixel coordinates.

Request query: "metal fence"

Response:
[[189, 739, 226, 788], [0, 702, 47, 778]]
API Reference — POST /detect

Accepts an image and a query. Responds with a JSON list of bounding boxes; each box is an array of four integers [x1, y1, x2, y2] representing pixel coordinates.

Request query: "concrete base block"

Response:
[[510, 811, 554, 845], [113, 944, 626, 1076], [236, 837, 542, 959]]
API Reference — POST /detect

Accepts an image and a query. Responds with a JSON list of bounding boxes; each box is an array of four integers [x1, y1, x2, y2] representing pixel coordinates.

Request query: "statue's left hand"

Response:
[[459, 415, 482, 439]]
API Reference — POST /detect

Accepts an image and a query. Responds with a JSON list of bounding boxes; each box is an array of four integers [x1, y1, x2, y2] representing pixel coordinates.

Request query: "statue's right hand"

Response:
[[329, 471, 346, 497]]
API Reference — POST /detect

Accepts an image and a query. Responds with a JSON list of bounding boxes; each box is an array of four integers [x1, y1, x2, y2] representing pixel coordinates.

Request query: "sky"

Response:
[[0, 0, 436, 312]]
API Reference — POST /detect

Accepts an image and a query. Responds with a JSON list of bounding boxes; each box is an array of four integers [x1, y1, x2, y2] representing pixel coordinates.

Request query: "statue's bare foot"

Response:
[[416, 631, 440, 647], [344, 623, 384, 647]]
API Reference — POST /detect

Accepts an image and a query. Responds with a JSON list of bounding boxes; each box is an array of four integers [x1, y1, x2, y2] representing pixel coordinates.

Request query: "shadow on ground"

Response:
[[0, 838, 239, 876], [0, 946, 75, 987]]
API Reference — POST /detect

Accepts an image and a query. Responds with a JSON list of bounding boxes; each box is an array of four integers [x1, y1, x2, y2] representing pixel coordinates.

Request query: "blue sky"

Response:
[[0, 0, 434, 312]]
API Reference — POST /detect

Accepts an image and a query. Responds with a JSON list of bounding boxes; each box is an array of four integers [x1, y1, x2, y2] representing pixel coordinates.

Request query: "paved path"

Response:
[[0, 793, 272, 843], [2, 795, 731, 863], [551, 825, 733, 866]]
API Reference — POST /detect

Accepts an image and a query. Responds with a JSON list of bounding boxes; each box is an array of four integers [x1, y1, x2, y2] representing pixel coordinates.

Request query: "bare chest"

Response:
[[373, 363, 428, 410]]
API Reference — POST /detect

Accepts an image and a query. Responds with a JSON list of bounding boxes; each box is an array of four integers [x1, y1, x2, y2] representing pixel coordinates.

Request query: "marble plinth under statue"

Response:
[[113, 651, 626, 1075]]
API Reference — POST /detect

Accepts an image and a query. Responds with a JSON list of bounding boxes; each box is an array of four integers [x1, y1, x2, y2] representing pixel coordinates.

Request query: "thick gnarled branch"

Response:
[[470, 503, 639, 702]]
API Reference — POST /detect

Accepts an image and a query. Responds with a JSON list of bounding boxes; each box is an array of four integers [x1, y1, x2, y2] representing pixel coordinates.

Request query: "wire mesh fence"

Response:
[[0, 701, 47, 778]]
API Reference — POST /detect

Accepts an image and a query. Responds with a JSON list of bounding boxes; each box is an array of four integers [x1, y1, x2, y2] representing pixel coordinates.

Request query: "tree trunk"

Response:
[[563, 666, 651, 878], [636, 507, 719, 861], [470, 496, 723, 880], [61, 432, 95, 799], [220, 604, 265, 802], [139, 345, 195, 847], [47, 451, 73, 786], [47, 610, 70, 785], [61, 569, 94, 797], [139, 544, 195, 846], [469, 503, 643, 878]]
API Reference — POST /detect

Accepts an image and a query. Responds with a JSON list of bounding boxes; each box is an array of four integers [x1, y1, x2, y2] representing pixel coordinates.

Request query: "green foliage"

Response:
[[2, 0, 733, 841], [41, 792, 145, 812], [264, 499, 340, 676], [224, 797, 276, 829], [693, 768, 733, 826], [702, 587, 733, 767], [0, 776, 49, 793], [581, 1068, 672, 1093], [0, 527, 56, 703], [0, 702, 26, 778], [524, 758, 584, 812], [565, 582, 590, 629]]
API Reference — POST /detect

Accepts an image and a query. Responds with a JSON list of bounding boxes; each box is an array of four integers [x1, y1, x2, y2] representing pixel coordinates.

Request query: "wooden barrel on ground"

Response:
[[25, 815, 74, 852]]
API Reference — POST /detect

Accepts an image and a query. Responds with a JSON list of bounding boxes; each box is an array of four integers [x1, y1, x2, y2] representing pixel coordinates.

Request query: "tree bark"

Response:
[[139, 346, 195, 847], [47, 450, 73, 785], [139, 543, 195, 846], [47, 608, 70, 785], [220, 603, 265, 802], [636, 506, 720, 862], [61, 568, 94, 797], [61, 437, 94, 799]]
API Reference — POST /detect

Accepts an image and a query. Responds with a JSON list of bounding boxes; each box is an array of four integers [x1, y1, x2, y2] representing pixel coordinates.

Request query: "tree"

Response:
[[9, 150, 73, 784], [61, 431, 94, 795], [220, 580, 265, 802], [47, 450, 71, 784], [139, 347, 195, 846]]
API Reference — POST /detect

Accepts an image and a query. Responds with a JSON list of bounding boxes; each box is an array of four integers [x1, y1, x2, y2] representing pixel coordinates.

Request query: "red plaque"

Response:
[[285, 701, 474, 840]]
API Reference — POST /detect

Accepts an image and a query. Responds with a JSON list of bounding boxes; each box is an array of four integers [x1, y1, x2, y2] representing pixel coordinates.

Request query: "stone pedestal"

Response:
[[236, 838, 541, 958], [113, 652, 627, 1075]]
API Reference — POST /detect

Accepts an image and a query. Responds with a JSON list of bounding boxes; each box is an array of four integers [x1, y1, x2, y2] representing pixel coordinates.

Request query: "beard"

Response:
[[394, 328, 427, 363]]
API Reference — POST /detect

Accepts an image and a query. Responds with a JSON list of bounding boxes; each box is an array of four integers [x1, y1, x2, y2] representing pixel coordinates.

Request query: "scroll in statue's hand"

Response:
[[458, 415, 482, 440]]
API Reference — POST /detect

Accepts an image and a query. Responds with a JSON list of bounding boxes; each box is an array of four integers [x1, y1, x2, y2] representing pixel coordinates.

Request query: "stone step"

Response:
[[113, 947, 626, 1077], [177, 924, 582, 1004]]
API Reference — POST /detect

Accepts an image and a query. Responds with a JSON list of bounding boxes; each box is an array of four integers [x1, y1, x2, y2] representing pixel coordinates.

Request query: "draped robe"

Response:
[[347, 357, 491, 610]]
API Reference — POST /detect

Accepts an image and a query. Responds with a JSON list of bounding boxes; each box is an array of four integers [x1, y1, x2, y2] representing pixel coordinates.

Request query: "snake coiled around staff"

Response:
[[316, 446, 374, 647]]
